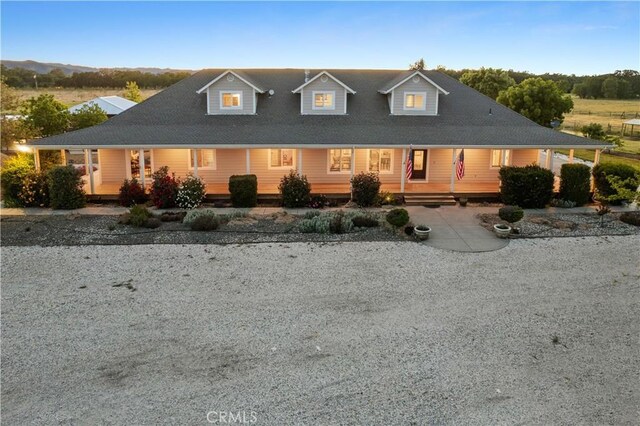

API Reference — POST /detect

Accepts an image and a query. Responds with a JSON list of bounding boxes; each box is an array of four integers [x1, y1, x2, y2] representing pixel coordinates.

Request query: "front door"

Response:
[[411, 149, 427, 180]]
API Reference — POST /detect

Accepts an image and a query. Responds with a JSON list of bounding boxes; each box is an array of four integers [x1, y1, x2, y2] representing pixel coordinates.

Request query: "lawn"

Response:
[[16, 87, 162, 107]]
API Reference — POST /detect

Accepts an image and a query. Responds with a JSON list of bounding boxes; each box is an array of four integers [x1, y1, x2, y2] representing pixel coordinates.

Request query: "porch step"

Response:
[[404, 195, 457, 206]]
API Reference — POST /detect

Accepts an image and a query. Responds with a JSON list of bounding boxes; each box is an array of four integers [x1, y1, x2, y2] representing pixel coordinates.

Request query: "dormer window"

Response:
[[221, 91, 242, 109], [404, 92, 426, 110], [313, 91, 335, 110]]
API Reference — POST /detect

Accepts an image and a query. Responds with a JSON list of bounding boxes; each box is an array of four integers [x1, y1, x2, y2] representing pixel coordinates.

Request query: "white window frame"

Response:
[[490, 149, 511, 168], [268, 149, 296, 170], [366, 149, 394, 174], [187, 149, 217, 170], [403, 91, 427, 111], [312, 91, 335, 110], [125, 149, 154, 180], [219, 91, 243, 110], [327, 149, 352, 174]]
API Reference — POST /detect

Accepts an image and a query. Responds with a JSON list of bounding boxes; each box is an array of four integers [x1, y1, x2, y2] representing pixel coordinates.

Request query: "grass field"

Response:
[[16, 88, 162, 107], [561, 96, 640, 143], [556, 148, 640, 173]]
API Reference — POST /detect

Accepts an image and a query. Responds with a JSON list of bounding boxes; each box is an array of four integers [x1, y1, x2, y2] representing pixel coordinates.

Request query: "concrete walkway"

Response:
[[406, 206, 509, 252]]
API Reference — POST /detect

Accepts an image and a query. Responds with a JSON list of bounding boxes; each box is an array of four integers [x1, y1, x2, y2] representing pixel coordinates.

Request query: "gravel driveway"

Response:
[[1, 237, 639, 425]]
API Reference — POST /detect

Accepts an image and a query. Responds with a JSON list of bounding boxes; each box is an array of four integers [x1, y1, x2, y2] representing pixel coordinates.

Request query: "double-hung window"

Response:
[[313, 91, 335, 110], [269, 149, 295, 169], [189, 149, 216, 170], [491, 149, 511, 168], [221, 91, 242, 109], [328, 149, 352, 173], [368, 149, 393, 173], [404, 92, 426, 110]]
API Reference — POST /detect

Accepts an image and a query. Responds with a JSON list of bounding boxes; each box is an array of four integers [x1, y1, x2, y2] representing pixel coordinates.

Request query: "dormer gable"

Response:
[[196, 70, 266, 115], [378, 71, 449, 116], [292, 71, 356, 115]]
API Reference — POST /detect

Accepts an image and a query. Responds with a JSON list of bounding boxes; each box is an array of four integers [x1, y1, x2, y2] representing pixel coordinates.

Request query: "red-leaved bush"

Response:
[[150, 166, 179, 208], [118, 178, 148, 207]]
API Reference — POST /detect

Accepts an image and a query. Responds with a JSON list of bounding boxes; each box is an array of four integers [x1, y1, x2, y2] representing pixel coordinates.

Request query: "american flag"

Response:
[[406, 147, 413, 180], [456, 149, 465, 180]]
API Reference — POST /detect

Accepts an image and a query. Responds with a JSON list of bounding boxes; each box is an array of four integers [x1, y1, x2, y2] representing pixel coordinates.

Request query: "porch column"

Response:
[[548, 149, 555, 172], [400, 148, 407, 193], [139, 149, 145, 187], [60, 149, 67, 166], [591, 149, 602, 191], [192, 149, 198, 177], [350, 147, 355, 200], [568, 149, 574, 164], [501, 149, 507, 166], [245, 149, 251, 174], [34, 149, 41, 171], [85, 149, 95, 195], [297, 149, 303, 173], [449, 148, 457, 193]]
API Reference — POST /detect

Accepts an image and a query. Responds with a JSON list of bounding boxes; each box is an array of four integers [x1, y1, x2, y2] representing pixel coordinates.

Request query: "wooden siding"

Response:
[[98, 149, 127, 183], [511, 149, 540, 166], [153, 149, 246, 183], [391, 78, 439, 115], [301, 78, 347, 115], [207, 77, 255, 115]]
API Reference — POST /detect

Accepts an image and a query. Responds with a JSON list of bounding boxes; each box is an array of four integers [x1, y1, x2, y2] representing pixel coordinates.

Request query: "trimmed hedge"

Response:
[[278, 170, 311, 208], [592, 163, 638, 205], [229, 174, 258, 207], [118, 178, 147, 207], [559, 163, 591, 206], [498, 205, 524, 223], [499, 165, 554, 209], [351, 172, 381, 207], [386, 208, 410, 227], [47, 166, 86, 210]]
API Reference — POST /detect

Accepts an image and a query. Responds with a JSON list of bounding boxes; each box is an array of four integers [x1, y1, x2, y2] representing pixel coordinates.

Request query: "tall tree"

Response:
[[459, 67, 516, 99], [70, 103, 108, 130], [409, 58, 426, 70], [123, 81, 142, 102], [497, 78, 574, 127], [20, 94, 70, 137], [1, 76, 21, 113], [602, 77, 619, 99]]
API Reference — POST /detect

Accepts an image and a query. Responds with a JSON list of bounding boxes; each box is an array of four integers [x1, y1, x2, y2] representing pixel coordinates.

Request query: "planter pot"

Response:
[[493, 224, 512, 238], [459, 198, 468, 207], [414, 226, 431, 240]]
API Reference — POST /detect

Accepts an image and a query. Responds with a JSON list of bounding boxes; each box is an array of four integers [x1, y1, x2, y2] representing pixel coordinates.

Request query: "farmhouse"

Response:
[[29, 69, 608, 197]]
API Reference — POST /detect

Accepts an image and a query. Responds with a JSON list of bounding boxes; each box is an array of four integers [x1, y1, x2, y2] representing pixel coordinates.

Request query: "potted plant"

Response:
[[495, 205, 524, 238], [414, 224, 431, 240], [458, 197, 468, 207], [493, 223, 511, 238]]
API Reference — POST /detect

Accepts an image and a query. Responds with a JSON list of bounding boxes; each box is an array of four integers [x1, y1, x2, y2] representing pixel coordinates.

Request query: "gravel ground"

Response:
[[1, 237, 639, 425], [0, 214, 402, 246]]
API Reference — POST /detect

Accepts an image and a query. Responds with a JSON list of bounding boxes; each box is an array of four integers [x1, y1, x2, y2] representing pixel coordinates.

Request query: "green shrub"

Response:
[[298, 211, 356, 234], [150, 166, 180, 208], [118, 178, 147, 207], [498, 205, 524, 223], [592, 163, 639, 205], [176, 174, 206, 209], [386, 208, 409, 227], [183, 208, 217, 225], [308, 194, 329, 209], [47, 166, 86, 209], [190, 215, 220, 231], [229, 174, 257, 207], [352, 215, 379, 228], [499, 164, 554, 208], [351, 172, 381, 207], [129, 204, 153, 227], [0, 153, 35, 207], [303, 210, 321, 219], [18, 170, 49, 207], [279, 170, 311, 208], [559, 164, 591, 206], [619, 212, 640, 226]]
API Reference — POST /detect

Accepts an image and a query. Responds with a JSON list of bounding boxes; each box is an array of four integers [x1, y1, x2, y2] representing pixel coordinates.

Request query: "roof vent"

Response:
[[304, 69, 310, 82]]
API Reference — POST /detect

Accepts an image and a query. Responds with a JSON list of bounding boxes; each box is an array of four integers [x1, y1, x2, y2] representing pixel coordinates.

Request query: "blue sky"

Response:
[[1, 1, 638, 74]]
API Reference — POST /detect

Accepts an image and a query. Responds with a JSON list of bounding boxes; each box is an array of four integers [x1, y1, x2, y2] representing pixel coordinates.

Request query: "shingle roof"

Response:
[[32, 69, 607, 148], [68, 96, 137, 115]]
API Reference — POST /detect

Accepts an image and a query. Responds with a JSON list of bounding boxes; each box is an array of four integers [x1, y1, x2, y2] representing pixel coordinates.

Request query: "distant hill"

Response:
[[1, 60, 193, 75]]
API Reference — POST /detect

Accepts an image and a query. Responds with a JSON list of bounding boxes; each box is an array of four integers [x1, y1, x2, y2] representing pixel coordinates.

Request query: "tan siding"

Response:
[[152, 149, 246, 184], [301, 78, 347, 115], [249, 149, 298, 187], [428, 149, 501, 183], [301, 149, 351, 184], [207, 77, 255, 115], [98, 149, 127, 183], [511, 149, 540, 166], [392, 78, 439, 115], [153, 149, 189, 177]]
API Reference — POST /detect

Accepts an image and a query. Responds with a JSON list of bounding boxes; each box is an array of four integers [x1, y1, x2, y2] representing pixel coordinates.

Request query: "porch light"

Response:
[[16, 144, 33, 153]]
